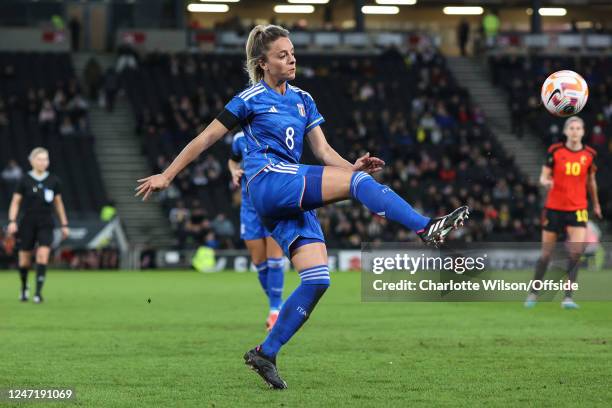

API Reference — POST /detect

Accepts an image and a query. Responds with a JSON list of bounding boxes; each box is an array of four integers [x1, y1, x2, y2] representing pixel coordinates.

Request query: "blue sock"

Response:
[[350, 171, 430, 231], [260, 265, 330, 358], [255, 261, 268, 297], [267, 257, 284, 312]]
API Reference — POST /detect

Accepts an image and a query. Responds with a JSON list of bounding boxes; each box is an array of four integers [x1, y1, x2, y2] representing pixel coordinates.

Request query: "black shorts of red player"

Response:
[[541, 208, 588, 234]]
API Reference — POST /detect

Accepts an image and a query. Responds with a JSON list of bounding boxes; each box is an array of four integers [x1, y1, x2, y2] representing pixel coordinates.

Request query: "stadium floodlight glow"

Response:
[[274, 5, 315, 13], [538, 8, 567, 16], [375, 0, 417, 5], [187, 3, 230, 12], [442, 6, 484, 15], [361, 6, 400, 14], [287, 0, 329, 4], [198, 0, 239, 2]]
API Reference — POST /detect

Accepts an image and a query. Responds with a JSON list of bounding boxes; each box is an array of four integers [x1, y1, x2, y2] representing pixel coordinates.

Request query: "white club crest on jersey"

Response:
[[297, 103, 305, 117]]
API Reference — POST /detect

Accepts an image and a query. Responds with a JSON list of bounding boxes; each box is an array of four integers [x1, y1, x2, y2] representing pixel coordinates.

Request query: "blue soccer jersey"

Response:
[[224, 80, 325, 184]]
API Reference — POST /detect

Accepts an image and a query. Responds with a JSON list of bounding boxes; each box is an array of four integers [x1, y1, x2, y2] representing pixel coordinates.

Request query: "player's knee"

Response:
[[249, 248, 266, 266], [298, 264, 330, 292], [349, 171, 373, 198], [36, 253, 50, 265]]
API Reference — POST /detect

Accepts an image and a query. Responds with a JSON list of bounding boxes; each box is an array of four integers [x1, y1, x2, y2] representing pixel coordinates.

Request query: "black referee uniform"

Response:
[[15, 171, 62, 251]]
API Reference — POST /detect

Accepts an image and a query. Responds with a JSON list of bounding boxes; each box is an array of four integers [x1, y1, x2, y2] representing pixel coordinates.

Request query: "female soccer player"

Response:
[[136, 25, 469, 389], [229, 130, 285, 331], [525, 116, 601, 309], [7, 147, 70, 303]]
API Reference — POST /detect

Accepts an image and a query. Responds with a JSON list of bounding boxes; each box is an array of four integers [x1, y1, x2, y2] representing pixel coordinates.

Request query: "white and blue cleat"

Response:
[[561, 298, 580, 310], [524, 293, 537, 309]]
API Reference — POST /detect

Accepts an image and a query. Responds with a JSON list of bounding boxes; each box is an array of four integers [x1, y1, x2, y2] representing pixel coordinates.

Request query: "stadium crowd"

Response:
[[0, 69, 90, 138], [122, 48, 542, 249]]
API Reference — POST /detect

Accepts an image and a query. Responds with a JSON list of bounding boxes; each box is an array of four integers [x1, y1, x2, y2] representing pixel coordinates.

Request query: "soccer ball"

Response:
[[541, 70, 589, 117]]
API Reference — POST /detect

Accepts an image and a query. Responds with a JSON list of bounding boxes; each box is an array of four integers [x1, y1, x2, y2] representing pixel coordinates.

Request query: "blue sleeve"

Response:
[[231, 135, 243, 161], [225, 96, 249, 122], [304, 95, 325, 132]]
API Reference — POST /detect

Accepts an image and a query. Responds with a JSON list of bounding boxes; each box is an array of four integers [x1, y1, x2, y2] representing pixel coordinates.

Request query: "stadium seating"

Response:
[[0, 52, 107, 218], [489, 54, 612, 220], [122, 49, 541, 249]]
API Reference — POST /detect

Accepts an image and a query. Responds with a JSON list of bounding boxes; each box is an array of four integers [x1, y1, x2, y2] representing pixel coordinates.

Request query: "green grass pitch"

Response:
[[1, 270, 611, 407]]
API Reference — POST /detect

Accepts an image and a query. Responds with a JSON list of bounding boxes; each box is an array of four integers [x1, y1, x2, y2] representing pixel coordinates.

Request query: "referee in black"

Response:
[[6, 147, 69, 303]]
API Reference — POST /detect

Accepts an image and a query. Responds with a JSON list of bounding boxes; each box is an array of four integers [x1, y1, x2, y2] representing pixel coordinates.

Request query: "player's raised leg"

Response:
[[319, 166, 469, 245]]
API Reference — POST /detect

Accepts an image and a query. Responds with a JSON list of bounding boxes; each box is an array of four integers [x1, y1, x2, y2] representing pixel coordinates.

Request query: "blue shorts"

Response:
[[240, 188, 270, 241], [247, 162, 325, 256]]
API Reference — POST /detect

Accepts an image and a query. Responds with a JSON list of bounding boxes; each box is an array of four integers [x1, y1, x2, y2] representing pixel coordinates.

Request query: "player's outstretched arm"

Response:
[[6, 193, 21, 235], [587, 171, 602, 219], [306, 126, 384, 173], [135, 119, 229, 201]]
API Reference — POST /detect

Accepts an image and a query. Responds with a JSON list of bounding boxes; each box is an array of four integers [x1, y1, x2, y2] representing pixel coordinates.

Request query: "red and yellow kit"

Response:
[[544, 143, 597, 211]]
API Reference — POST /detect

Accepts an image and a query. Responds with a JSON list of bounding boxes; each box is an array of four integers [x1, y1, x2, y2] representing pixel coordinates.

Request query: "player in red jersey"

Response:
[[525, 116, 602, 309]]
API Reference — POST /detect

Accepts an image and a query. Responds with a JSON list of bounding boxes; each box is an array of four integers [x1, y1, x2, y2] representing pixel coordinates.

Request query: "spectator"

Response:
[[482, 10, 500, 48], [100, 200, 117, 222], [53, 89, 67, 113], [59, 117, 76, 136], [69, 16, 81, 51], [67, 92, 89, 120], [211, 213, 235, 247], [116, 44, 139, 73], [84, 57, 103, 100], [457, 19, 470, 56], [212, 213, 234, 237], [2, 159, 23, 186], [103, 68, 119, 112], [169, 200, 190, 229]]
